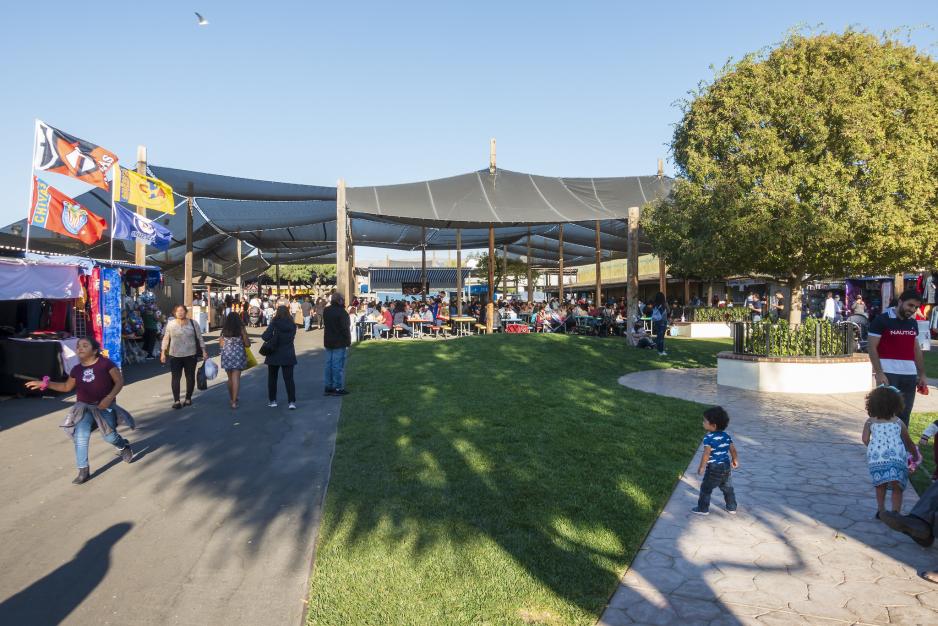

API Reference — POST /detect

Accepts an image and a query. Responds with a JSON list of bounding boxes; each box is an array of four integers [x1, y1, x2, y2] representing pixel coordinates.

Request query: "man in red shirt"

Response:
[[868, 289, 927, 425]]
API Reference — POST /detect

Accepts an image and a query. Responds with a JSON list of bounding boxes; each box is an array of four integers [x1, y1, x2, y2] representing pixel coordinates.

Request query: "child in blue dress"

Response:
[[862, 386, 918, 517], [692, 406, 739, 515]]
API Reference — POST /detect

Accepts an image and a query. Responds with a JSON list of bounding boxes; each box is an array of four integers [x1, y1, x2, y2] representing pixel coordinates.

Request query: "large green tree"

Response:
[[644, 30, 938, 323], [263, 263, 336, 285], [472, 252, 540, 294]]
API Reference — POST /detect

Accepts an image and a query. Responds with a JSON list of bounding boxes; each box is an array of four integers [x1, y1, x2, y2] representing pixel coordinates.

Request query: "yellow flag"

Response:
[[113, 167, 175, 215]]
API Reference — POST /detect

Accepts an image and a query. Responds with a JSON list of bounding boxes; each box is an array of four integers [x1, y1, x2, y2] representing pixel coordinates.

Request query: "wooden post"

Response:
[[348, 229, 356, 301], [558, 224, 565, 303], [684, 278, 691, 305], [526, 227, 533, 304], [595, 220, 602, 305], [421, 226, 427, 299], [275, 262, 280, 299], [135, 146, 147, 267], [707, 281, 714, 306], [206, 283, 212, 330], [489, 138, 496, 175], [487, 224, 495, 333], [455, 228, 463, 314], [336, 179, 349, 303], [627, 208, 640, 322], [184, 195, 194, 310], [658, 257, 667, 295], [894, 272, 904, 301]]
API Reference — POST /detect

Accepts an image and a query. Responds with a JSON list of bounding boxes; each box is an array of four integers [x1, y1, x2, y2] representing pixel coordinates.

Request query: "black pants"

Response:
[[142, 329, 158, 356], [169, 355, 198, 401], [267, 364, 296, 403], [886, 372, 917, 426]]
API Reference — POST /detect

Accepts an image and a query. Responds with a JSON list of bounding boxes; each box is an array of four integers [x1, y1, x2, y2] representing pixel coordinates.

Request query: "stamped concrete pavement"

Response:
[[600, 369, 938, 626], [0, 327, 339, 626]]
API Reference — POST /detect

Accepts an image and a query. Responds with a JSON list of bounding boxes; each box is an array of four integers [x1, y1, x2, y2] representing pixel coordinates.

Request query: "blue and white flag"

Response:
[[112, 201, 172, 250]]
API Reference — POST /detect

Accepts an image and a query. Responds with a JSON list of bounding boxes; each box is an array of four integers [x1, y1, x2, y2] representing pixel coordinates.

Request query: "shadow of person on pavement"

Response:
[[0, 522, 132, 626]]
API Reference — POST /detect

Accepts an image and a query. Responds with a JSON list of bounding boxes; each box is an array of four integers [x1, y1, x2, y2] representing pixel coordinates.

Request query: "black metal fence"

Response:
[[732, 320, 855, 357]]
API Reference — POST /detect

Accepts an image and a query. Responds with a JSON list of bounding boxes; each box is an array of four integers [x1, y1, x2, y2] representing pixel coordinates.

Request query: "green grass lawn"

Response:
[[909, 412, 938, 495], [925, 350, 938, 379], [306, 334, 729, 626]]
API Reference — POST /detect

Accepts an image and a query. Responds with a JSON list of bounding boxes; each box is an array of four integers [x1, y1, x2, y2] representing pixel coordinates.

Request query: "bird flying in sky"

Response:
[[195, 12, 208, 26]]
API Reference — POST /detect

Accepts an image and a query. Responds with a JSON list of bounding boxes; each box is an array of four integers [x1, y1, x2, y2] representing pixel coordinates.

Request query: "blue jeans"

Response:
[[698, 462, 736, 512], [372, 324, 390, 339], [74, 408, 127, 469], [324, 348, 347, 391], [653, 320, 666, 352], [303, 315, 312, 330]]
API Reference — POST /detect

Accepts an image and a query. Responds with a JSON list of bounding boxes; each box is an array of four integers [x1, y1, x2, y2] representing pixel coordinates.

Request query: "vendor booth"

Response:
[[0, 252, 162, 394]]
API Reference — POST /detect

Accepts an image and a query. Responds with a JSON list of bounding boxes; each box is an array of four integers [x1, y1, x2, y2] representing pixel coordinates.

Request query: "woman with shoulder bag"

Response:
[[161, 304, 208, 409], [651, 291, 670, 357], [261, 305, 297, 409], [219, 311, 251, 409]]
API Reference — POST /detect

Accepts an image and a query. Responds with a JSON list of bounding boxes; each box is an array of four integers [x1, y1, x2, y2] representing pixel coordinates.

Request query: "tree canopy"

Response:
[[643, 30, 938, 322], [473, 253, 540, 294], [263, 263, 336, 285]]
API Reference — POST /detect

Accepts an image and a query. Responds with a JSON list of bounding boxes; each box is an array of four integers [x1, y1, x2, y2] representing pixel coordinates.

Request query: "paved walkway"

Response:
[[600, 369, 938, 626], [0, 328, 339, 626]]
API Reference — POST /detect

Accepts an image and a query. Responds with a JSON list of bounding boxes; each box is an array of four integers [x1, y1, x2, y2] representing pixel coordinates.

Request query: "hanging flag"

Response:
[[33, 121, 118, 190], [112, 201, 173, 250], [29, 177, 107, 244], [113, 167, 176, 215]]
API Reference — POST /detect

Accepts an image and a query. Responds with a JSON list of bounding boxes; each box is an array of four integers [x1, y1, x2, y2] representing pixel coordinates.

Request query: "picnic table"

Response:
[[450, 316, 476, 337]]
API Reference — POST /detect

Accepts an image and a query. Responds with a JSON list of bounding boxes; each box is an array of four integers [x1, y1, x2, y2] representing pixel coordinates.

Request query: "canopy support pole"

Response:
[[236, 237, 242, 296], [336, 179, 349, 304], [455, 228, 463, 315], [658, 257, 667, 295], [627, 207, 639, 322], [595, 220, 602, 306], [526, 227, 533, 305], [684, 278, 691, 306], [894, 272, 904, 299], [184, 195, 194, 312], [135, 146, 147, 267], [348, 219, 355, 301], [502, 244, 508, 293], [275, 262, 280, 298], [707, 281, 714, 306], [487, 224, 494, 333], [206, 283, 213, 330], [421, 226, 427, 299], [558, 224, 565, 303]]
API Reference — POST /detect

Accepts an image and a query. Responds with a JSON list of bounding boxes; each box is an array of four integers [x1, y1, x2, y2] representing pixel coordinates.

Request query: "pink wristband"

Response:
[[39, 376, 50, 391]]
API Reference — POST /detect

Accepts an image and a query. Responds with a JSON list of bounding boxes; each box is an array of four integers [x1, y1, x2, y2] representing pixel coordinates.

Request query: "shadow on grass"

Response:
[[308, 334, 731, 624]]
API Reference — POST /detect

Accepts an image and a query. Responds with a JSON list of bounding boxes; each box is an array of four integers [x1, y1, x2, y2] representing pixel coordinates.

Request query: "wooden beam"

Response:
[[184, 195, 194, 311], [135, 146, 147, 267], [526, 227, 533, 305], [502, 243, 508, 294], [336, 179, 349, 303], [595, 220, 602, 305], [684, 278, 691, 306], [558, 224, 565, 303], [658, 257, 667, 294], [348, 229, 356, 301], [275, 262, 280, 298], [627, 208, 640, 321], [455, 228, 462, 314], [894, 272, 904, 300], [489, 138, 496, 175], [487, 224, 495, 333], [236, 237, 242, 296]]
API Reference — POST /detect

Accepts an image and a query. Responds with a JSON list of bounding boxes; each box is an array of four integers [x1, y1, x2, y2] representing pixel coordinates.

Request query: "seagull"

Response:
[[195, 12, 208, 26]]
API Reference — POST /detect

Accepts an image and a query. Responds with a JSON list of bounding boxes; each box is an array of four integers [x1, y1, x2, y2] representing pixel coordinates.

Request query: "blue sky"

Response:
[[1, 1, 934, 260]]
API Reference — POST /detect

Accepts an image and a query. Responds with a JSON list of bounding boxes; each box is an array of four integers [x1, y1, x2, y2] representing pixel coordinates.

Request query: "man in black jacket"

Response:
[[322, 293, 351, 396]]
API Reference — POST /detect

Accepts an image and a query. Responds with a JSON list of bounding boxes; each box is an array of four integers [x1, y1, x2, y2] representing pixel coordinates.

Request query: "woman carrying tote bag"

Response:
[[161, 304, 208, 409], [261, 305, 297, 409]]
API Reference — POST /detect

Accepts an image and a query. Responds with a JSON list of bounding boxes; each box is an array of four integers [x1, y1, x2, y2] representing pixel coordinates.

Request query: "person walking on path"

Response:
[[315, 298, 326, 330], [262, 305, 297, 409], [862, 386, 917, 518], [141, 305, 160, 360], [301, 298, 314, 331], [867, 289, 927, 426], [650, 291, 670, 356], [692, 406, 739, 515], [219, 312, 252, 409], [323, 293, 351, 396], [25, 337, 135, 484], [161, 305, 208, 410]]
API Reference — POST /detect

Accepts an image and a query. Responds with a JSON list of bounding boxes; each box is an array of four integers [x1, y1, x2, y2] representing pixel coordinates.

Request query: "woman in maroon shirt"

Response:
[[26, 337, 135, 484]]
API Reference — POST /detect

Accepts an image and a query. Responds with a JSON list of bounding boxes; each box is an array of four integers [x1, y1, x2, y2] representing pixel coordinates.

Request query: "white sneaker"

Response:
[[658, 351, 668, 356], [288, 403, 296, 410], [268, 401, 278, 408]]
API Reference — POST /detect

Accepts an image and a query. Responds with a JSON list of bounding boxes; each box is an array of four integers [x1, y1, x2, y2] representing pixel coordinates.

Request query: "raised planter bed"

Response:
[[716, 351, 872, 394], [671, 321, 733, 339]]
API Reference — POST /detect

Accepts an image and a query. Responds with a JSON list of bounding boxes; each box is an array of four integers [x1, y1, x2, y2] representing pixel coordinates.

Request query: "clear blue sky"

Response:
[[1, 1, 934, 260]]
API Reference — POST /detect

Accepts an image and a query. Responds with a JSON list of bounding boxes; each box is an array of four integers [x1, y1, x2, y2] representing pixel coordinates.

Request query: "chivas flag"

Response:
[[33, 121, 118, 190], [29, 177, 107, 244], [113, 167, 175, 215], [112, 201, 172, 250]]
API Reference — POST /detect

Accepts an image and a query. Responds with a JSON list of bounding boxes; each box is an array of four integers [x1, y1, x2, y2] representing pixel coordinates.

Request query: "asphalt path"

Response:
[[0, 326, 339, 626]]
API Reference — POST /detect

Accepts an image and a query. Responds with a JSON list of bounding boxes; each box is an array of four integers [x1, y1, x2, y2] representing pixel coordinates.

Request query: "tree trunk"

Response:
[[788, 275, 803, 325]]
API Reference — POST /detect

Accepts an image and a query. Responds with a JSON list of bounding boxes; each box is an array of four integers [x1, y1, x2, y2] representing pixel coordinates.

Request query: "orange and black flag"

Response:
[[33, 120, 118, 190]]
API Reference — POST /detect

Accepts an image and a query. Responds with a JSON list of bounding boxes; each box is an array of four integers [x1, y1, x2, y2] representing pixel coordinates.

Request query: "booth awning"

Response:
[[0, 258, 83, 300]]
